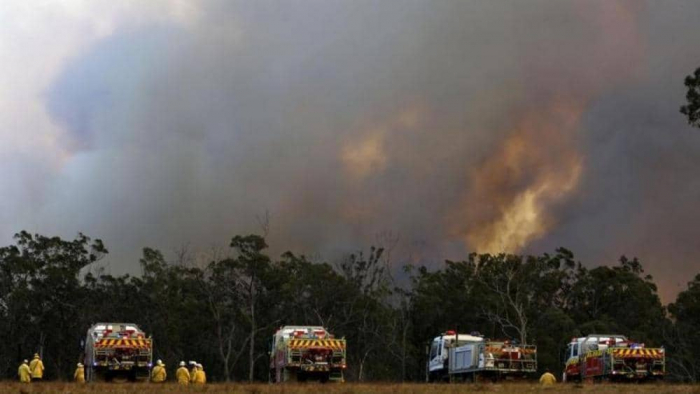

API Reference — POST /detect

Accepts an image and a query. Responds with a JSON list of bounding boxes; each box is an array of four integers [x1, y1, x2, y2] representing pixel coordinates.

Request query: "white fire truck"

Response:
[[427, 330, 537, 382]]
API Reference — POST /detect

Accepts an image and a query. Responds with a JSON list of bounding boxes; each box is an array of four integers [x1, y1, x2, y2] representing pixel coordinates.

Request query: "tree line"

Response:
[[0, 231, 699, 382]]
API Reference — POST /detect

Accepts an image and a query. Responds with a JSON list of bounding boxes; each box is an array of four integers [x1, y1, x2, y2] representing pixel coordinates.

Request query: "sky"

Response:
[[2, 0, 700, 301]]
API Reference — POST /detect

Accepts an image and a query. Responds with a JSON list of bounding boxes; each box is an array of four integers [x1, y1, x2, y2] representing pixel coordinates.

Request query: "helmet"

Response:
[[157, 359, 163, 365], [33, 353, 40, 359], [77, 363, 83, 367], [180, 361, 186, 367]]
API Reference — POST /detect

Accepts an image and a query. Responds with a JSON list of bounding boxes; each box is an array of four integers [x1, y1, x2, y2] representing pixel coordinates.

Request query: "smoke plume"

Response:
[[2, 0, 700, 300]]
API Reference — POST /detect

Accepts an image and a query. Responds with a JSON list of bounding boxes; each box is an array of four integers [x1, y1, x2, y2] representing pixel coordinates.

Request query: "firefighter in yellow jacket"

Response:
[[29, 353, 44, 381], [74, 363, 85, 383], [193, 363, 206, 384], [151, 359, 166, 383], [189, 361, 198, 384], [539, 368, 557, 385], [176, 361, 190, 385], [18, 360, 31, 383]]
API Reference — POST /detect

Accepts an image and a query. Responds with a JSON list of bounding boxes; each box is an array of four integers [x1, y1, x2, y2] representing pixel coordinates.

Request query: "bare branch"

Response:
[[256, 210, 271, 238]]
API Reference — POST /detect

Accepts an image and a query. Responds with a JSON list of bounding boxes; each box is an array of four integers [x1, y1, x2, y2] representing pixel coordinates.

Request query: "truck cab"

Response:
[[563, 334, 627, 382]]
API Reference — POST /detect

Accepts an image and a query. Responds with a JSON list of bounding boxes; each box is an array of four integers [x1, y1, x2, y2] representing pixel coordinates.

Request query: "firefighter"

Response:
[[29, 353, 44, 382], [189, 361, 198, 384], [74, 363, 85, 383], [539, 368, 557, 385], [18, 360, 31, 383], [151, 359, 167, 383], [176, 361, 190, 385], [194, 363, 206, 384]]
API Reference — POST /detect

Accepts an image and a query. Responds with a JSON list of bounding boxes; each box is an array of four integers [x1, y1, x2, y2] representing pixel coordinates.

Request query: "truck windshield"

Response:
[[430, 341, 438, 359]]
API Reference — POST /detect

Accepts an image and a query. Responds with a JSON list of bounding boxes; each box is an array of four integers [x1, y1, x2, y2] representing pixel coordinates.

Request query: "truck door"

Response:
[[428, 338, 442, 373], [564, 341, 581, 380], [565, 343, 576, 364], [582, 341, 603, 378]]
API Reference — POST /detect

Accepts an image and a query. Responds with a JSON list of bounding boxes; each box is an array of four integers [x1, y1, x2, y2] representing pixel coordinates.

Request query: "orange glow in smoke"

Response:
[[462, 100, 584, 254]]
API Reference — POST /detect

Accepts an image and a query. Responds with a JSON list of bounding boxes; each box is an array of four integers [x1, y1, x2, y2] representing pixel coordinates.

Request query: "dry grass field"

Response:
[[0, 383, 696, 394]]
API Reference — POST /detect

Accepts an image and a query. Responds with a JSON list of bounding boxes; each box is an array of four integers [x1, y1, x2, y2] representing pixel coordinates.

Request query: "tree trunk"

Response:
[[220, 327, 231, 382], [358, 348, 372, 381], [401, 323, 408, 382], [223, 358, 230, 382], [248, 280, 256, 382]]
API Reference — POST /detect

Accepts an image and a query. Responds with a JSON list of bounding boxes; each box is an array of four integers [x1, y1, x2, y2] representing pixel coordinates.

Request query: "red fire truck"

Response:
[[563, 334, 664, 382], [269, 326, 346, 383]]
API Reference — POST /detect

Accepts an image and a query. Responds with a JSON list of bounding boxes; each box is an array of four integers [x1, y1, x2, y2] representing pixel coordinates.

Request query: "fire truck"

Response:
[[84, 323, 153, 382], [427, 331, 537, 382], [269, 325, 347, 383], [563, 334, 665, 382]]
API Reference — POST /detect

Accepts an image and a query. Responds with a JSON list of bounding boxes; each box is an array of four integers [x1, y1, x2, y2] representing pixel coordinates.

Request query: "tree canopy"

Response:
[[0, 231, 695, 381]]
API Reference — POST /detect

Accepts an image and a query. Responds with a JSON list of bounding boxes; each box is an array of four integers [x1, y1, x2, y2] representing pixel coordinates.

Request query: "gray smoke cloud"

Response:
[[3, 0, 700, 300]]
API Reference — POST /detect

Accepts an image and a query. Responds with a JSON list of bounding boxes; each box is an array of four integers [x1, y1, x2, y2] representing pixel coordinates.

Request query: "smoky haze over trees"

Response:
[[4, 1, 700, 303], [1, 231, 699, 382]]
